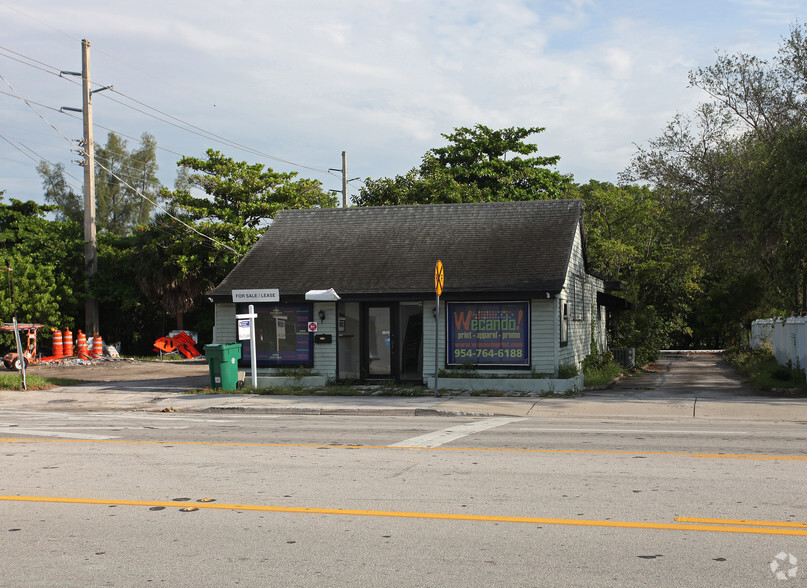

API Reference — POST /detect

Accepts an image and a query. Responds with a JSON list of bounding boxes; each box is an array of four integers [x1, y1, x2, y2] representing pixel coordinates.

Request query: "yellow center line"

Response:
[[676, 517, 807, 528], [1, 437, 806, 461], [1, 495, 805, 536]]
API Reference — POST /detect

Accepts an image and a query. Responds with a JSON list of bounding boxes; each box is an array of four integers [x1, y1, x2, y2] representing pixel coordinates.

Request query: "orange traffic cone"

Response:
[[92, 333, 104, 358]]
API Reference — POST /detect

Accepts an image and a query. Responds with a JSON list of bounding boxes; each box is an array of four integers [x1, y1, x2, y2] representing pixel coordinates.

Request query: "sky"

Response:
[[1, 0, 806, 206]]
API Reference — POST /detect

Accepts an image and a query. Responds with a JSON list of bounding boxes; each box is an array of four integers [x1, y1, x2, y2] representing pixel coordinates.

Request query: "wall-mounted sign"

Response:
[[232, 289, 279, 303], [447, 302, 530, 367]]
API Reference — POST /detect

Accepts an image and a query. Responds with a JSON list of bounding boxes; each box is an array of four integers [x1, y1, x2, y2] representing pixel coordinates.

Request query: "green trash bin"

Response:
[[204, 343, 242, 390]]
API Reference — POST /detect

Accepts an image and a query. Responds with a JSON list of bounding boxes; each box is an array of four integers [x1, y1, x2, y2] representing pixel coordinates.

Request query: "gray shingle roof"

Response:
[[209, 199, 584, 300]]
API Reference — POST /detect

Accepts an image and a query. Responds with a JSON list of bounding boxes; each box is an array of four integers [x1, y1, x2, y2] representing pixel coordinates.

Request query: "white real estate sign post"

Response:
[[233, 289, 279, 390], [235, 305, 258, 389]]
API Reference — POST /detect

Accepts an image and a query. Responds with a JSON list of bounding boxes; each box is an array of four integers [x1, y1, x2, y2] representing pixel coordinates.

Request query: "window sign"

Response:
[[237, 319, 251, 341], [447, 302, 530, 367], [236, 303, 313, 366]]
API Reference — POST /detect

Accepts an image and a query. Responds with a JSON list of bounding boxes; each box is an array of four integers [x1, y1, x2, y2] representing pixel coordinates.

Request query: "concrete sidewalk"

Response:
[[1, 354, 806, 421], [1, 382, 806, 421]]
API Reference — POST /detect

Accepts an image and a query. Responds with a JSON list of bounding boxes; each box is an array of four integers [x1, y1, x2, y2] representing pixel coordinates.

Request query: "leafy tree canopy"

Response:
[[37, 131, 162, 235], [0, 196, 82, 332], [574, 181, 705, 355], [356, 124, 572, 206], [141, 150, 338, 317], [95, 131, 161, 235], [627, 22, 807, 321]]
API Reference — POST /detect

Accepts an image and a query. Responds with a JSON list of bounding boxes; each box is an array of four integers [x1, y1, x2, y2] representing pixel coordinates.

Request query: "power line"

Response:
[[103, 87, 340, 176], [0, 133, 40, 164], [0, 2, 81, 43], [0, 132, 84, 198], [1, 37, 352, 206], [93, 158, 240, 257], [0, 68, 239, 256], [0, 42, 342, 178], [0, 72, 76, 149], [0, 46, 63, 77]]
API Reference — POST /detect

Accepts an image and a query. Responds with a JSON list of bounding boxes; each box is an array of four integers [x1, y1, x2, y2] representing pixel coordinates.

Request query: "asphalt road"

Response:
[[1, 410, 805, 586]]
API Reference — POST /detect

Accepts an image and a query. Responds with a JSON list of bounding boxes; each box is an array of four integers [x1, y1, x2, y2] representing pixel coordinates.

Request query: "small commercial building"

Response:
[[208, 199, 627, 389]]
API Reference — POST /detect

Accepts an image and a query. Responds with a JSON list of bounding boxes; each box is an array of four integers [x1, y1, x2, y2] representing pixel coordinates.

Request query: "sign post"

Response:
[[235, 304, 258, 389], [434, 260, 444, 398]]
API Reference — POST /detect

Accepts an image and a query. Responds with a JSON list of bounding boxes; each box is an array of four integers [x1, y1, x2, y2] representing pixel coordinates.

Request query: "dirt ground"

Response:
[[23, 357, 209, 382]]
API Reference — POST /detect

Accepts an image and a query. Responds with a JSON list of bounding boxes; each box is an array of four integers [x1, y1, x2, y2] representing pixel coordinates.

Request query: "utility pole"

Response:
[[62, 40, 110, 336], [341, 150, 347, 208], [81, 39, 98, 337], [329, 151, 359, 207]]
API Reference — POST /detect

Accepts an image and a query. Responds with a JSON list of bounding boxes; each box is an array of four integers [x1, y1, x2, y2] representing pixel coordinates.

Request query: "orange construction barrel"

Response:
[[64, 328, 74, 357], [52, 329, 63, 358], [92, 333, 104, 358], [76, 330, 88, 358]]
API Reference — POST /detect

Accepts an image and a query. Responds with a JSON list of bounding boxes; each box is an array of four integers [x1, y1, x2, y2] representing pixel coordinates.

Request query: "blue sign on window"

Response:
[[447, 302, 530, 367], [236, 303, 313, 367]]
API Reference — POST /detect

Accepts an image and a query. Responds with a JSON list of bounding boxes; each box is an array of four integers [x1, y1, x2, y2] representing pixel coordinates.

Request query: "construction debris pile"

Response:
[[152, 331, 200, 359], [1, 324, 118, 370]]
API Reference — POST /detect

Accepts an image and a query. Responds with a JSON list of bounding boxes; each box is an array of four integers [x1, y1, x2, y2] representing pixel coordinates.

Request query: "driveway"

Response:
[[607, 351, 758, 398]]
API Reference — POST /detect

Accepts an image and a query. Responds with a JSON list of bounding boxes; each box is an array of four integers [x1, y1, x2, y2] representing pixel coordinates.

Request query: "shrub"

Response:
[[557, 363, 578, 378], [724, 345, 807, 392]]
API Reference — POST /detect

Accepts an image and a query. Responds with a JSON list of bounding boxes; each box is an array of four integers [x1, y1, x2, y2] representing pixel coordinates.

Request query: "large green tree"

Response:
[[356, 125, 572, 206], [95, 132, 161, 234], [574, 181, 705, 358], [140, 150, 338, 324], [37, 131, 161, 235], [627, 22, 807, 330], [0, 196, 83, 342], [36, 162, 82, 224]]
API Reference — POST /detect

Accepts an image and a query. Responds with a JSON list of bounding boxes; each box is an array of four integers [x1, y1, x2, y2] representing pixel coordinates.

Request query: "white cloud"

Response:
[[1, 0, 805, 201]]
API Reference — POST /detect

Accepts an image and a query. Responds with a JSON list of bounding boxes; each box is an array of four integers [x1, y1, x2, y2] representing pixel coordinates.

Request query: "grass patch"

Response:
[[0, 373, 83, 390], [583, 363, 623, 387], [723, 346, 807, 395]]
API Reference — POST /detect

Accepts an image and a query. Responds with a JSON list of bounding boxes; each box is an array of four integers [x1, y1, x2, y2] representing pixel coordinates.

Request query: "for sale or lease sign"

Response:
[[232, 289, 279, 303]]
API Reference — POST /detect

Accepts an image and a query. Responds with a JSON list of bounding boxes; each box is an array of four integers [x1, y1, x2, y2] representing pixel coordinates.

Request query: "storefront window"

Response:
[[236, 303, 313, 367], [447, 302, 530, 367]]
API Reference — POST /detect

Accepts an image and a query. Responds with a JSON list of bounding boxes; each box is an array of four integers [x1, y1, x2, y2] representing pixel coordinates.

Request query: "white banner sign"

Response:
[[237, 319, 250, 341], [232, 289, 279, 303]]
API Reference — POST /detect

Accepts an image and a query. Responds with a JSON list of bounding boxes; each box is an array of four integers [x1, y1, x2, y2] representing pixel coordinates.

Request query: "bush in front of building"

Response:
[[581, 350, 623, 387], [723, 346, 807, 393]]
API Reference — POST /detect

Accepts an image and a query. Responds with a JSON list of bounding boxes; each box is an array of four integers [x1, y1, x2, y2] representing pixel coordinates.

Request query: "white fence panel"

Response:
[[750, 317, 807, 372]]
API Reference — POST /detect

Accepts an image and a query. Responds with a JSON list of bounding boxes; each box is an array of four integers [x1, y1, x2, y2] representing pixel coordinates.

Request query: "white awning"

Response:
[[305, 288, 341, 301]]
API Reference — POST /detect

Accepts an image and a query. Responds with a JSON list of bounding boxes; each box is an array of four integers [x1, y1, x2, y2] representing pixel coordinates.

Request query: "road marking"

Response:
[[0, 429, 117, 440], [1, 437, 805, 460], [533, 428, 752, 435], [1, 495, 805, 536], [676, 517, 807, 528], [390, 417, 526, 447]]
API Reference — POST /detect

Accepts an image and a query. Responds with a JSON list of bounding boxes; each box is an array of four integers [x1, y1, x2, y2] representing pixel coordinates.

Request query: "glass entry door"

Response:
[[366, 305, 393, 378]]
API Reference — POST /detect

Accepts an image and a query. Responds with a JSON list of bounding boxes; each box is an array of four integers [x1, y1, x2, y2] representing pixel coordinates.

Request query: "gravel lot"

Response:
[[24, 357, 209, 382]]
